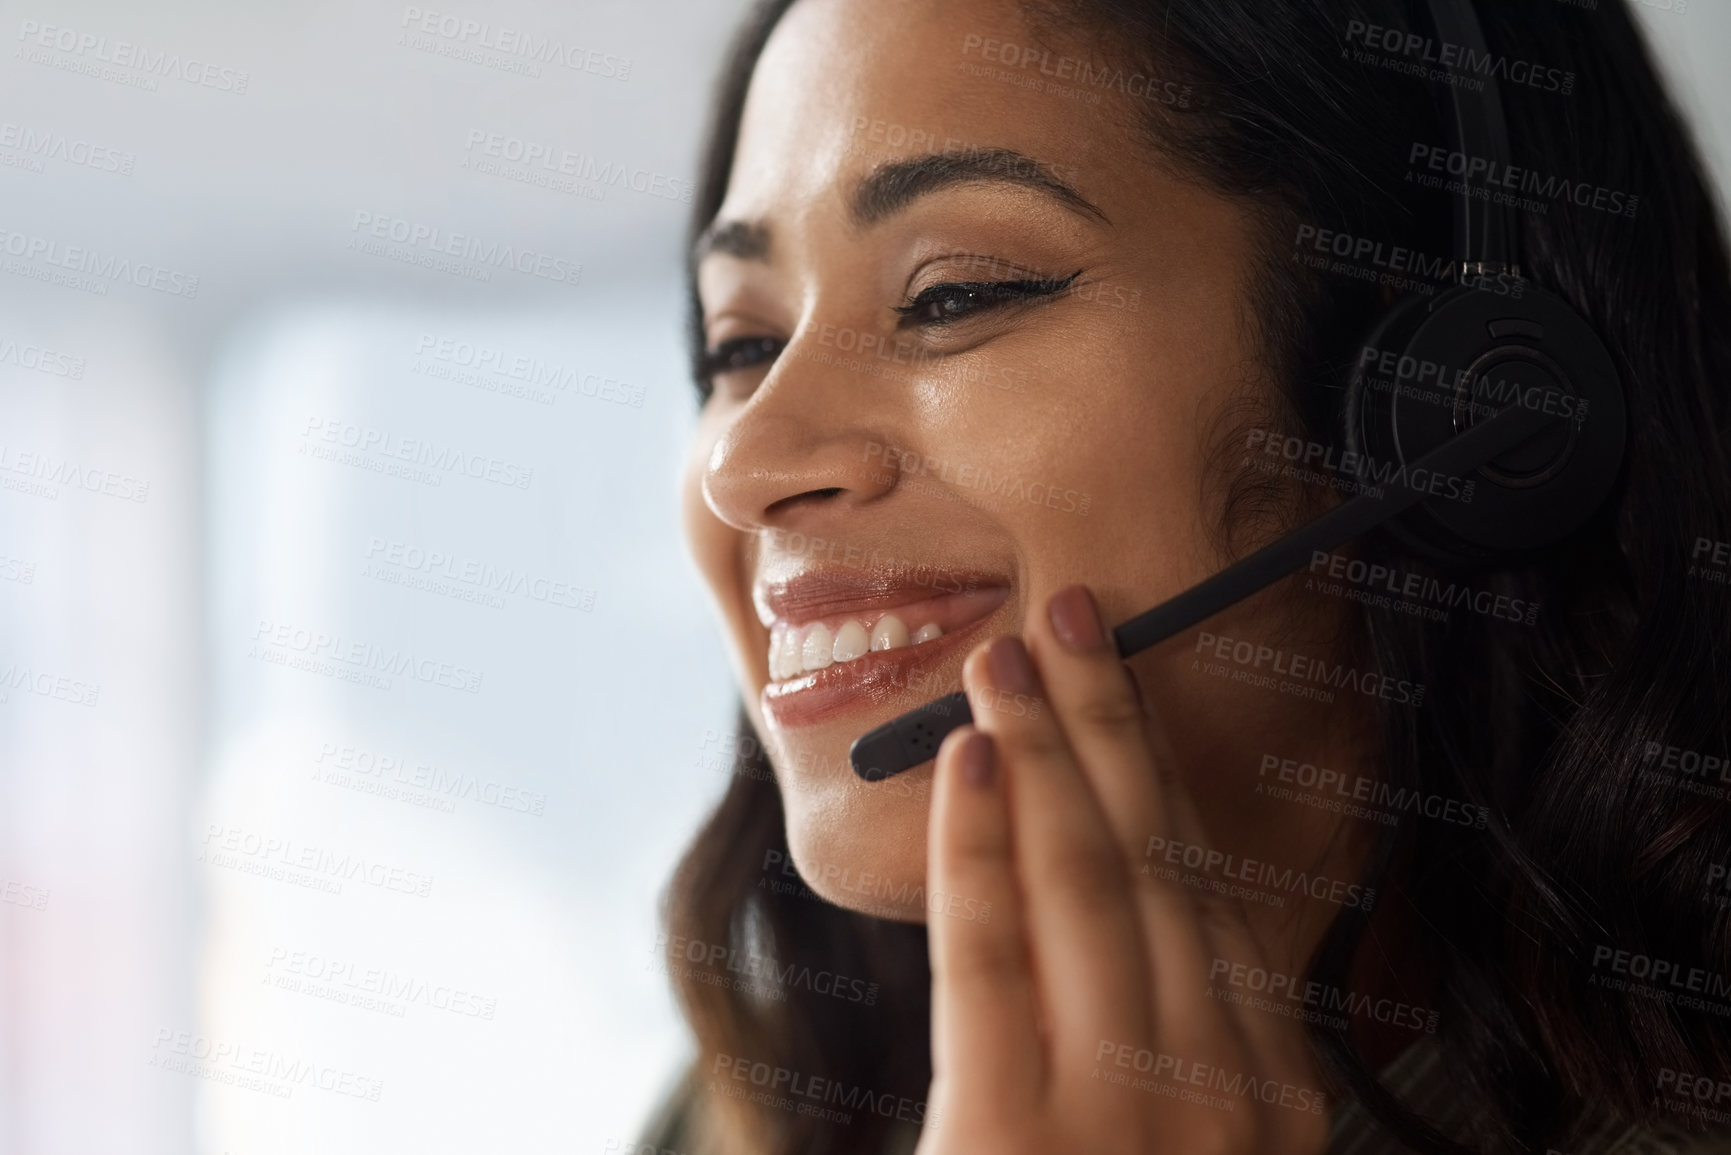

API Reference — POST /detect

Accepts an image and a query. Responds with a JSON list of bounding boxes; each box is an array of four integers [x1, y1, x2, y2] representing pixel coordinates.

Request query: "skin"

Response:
[[683, 0, 1410, 1145]]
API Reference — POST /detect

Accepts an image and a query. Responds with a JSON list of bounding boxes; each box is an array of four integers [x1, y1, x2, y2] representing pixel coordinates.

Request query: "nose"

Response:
[[700, 342, 901, 533]]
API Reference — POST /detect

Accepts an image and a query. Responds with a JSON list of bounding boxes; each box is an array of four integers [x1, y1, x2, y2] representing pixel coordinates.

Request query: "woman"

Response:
[[647, 0, 1731, 1152]]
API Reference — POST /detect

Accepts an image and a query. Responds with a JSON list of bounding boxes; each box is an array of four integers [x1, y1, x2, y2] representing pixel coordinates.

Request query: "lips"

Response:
[[755, 568, 1011, 728]]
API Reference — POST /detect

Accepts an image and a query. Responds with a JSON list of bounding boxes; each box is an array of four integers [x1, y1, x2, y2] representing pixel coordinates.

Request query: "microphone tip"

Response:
[[849, 725, 909, 782]]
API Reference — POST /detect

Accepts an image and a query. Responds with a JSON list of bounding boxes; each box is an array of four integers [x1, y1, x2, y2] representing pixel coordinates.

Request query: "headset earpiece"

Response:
[[1343, 281, 1627, 566]]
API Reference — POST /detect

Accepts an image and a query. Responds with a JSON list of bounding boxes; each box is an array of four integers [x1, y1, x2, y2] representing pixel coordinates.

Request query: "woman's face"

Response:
[[684, 0, 1364, 930]]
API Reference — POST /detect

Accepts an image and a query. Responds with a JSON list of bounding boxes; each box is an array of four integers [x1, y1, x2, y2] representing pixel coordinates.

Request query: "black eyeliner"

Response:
[[893, 269, 1083, 327], [697, 335, 784, 384]]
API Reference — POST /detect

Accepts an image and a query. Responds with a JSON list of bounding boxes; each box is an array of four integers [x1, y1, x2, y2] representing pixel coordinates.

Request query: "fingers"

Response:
[[960, 634, 1156, 1077], [1028, 585, 1165, 865], [1022, 586, 1235, 1040], [927, 587, 1333, 1149], [926, 725, 1043, 1105]]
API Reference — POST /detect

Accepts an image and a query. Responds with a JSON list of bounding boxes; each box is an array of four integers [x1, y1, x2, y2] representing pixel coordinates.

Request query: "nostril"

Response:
[[767, 487, 845, 516]]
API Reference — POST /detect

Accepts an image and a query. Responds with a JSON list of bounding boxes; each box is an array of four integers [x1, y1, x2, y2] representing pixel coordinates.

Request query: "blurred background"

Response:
[[0, 1, 1724, 1153]]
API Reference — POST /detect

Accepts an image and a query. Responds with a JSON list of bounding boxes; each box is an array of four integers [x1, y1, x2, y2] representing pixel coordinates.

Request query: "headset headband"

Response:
[[1426, 0, 1520, 275]]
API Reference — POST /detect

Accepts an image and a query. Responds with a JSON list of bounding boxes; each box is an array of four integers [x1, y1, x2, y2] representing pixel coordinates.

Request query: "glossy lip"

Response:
[[760, 586, 1010, 728], [754, 566, 1014, 628]]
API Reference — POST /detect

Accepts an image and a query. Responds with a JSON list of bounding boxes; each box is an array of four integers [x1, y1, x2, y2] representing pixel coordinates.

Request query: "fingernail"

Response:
[[1048, 585, 1107, 653], [986, 636, 1038, 694], [958, 731, 995, 788]]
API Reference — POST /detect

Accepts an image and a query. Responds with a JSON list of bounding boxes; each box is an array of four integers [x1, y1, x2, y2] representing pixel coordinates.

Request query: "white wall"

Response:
[[0, 2, 1722, 1153]]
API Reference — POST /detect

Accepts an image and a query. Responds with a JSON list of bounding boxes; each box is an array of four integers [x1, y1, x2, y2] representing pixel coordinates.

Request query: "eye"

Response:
[[893, 271, 1081, 328], [697, 335, 785, 397]]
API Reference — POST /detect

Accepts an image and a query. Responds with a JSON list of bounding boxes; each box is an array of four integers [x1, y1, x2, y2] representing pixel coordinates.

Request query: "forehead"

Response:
[[722, 0, 1144, 227]]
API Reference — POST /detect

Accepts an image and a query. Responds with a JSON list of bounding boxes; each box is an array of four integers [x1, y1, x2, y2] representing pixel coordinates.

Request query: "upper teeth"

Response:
[[769, 612, 945, 680]]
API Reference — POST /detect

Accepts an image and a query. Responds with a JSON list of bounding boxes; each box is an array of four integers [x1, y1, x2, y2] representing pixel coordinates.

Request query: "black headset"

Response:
[[850, 0, 1628, 780]]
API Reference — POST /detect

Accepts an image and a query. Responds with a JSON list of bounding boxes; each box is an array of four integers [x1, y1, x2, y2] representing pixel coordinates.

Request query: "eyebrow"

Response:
[[852, 148, 1106, 227], [692, 219, 771, 264], [691, 147, 1105, 267]]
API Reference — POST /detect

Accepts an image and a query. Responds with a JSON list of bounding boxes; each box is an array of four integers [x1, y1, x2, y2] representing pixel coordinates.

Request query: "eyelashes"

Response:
[[696, 268, 1083, 397], [697, 335, 784, 386], [892, 270, 1081, 328]]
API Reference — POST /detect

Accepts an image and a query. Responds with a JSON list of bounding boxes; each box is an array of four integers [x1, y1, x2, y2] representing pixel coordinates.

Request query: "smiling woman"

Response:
[[649, 1, 1731, 1154]]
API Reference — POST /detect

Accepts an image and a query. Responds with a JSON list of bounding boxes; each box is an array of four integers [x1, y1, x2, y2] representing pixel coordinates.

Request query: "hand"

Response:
[[915, 585, 1333, 1155]]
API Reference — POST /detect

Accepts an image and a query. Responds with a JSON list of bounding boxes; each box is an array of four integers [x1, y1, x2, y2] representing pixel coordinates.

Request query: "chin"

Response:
[[772, 733, 935, 924]]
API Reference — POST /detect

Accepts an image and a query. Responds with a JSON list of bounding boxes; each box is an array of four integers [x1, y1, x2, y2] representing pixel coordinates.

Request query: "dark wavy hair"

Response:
[[656, 1, 1731, 1153]]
